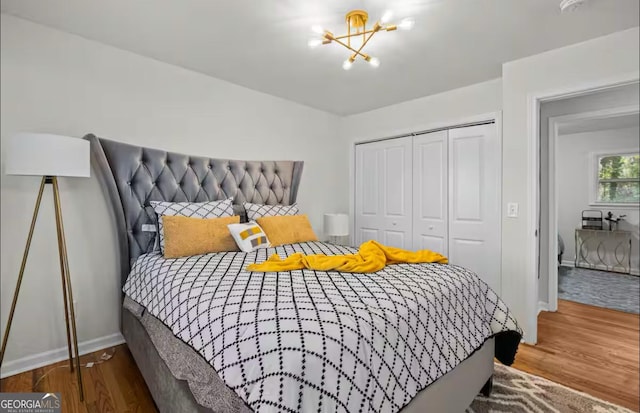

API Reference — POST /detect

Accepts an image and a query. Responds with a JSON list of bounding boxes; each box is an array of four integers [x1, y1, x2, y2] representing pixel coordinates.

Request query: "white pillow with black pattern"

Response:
[[151, 199, 234, 253], [227, 221, 270, 252], [243, 202, 299, 221]]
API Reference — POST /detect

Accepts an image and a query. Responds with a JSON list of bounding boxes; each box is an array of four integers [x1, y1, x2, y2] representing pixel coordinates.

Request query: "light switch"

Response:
[[507, 203, 519, 218]]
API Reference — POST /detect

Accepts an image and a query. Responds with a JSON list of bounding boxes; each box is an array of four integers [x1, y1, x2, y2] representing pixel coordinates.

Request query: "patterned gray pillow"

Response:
[[151, 199, 234, 253], [242, 202, 299, 221]]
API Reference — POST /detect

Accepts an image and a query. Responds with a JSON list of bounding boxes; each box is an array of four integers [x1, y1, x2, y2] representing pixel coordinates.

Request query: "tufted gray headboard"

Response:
[[85, 134, 303, 286]]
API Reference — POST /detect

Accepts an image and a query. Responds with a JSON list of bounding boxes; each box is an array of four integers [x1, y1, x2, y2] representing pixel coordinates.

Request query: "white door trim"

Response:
[[546, 104, 640, 313], [349, 111, 502, 249], [526, 71, 639, 343]]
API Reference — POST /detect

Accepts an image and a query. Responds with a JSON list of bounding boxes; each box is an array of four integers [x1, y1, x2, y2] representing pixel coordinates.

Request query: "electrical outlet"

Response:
[[507, 203, 519, 218]]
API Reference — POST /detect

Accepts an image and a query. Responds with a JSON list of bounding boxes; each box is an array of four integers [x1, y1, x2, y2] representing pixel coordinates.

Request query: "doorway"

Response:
[[538, 83, 640, 314], [518, 81, 640, 410]]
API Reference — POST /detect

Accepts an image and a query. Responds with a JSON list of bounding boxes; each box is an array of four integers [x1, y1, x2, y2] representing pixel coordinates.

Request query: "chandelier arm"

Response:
[[353, 29, 377, 57], [330, 37, 370, 59], [333, 29, 377, 40], [330, 24, 393, 41]]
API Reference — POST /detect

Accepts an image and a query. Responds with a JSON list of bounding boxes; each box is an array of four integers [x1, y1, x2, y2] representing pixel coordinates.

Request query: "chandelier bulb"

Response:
[[311, 25, 324, 34], [342, 59, 353, 70], [398, 17, 415, 31], [368, 57, 380, 68], [380, 10, 393, 24], [308, 38, 322, 48]]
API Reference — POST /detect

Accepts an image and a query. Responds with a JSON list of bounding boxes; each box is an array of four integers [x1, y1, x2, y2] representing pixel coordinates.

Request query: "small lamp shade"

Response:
[[324, 213, 349, 236], [5, 133, 90, 178]]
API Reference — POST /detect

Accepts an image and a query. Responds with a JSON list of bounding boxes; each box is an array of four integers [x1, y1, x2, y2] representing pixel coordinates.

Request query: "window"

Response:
[[593, 152, 640, 204]]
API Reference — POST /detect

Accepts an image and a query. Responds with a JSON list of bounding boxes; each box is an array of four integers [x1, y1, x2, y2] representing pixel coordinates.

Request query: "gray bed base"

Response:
[[123, 306, 493, 413], [123, 308, 211, 413]]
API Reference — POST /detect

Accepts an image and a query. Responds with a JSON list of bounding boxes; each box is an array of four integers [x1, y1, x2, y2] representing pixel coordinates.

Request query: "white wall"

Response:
[[0, 14, 345, 371], [538, 84, 640, 304], [340, 78, 502, 143], [557, 126, 640, 271], [501, 27, 640, 343]]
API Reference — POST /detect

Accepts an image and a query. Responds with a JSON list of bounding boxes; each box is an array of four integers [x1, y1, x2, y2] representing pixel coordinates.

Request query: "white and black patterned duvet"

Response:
[[124, 241, 521, 413]]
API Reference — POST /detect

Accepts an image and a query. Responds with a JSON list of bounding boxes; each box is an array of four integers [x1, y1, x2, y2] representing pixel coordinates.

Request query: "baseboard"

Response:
[[538, 301, 550, 314], [560, 259, 639, 276], [0, 332, 125, 379]]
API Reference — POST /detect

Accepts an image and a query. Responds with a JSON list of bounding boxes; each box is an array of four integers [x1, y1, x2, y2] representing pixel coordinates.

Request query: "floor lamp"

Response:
[[0, 133, 90, 401]]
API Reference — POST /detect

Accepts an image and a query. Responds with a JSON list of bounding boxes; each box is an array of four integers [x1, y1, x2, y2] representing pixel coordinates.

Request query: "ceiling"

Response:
[[1, 0, 638, 115], [559, 113, 640, 135]]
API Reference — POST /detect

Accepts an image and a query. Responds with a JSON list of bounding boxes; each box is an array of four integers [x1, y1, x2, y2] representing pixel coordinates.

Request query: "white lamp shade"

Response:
[[324, 213, 349, 236], [5, 133, 90, 177]]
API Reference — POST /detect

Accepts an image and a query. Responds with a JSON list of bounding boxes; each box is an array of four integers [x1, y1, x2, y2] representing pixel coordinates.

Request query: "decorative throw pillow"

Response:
[[151, 199, 234, 253], [227, 222, 270, 252], [162, 215, 240, 259], [243, 202, 299, 221], [256, 215, 318, 247]]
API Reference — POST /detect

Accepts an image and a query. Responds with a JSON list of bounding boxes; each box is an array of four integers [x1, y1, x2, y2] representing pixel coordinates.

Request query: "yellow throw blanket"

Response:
[[246, 240, 448, 273]]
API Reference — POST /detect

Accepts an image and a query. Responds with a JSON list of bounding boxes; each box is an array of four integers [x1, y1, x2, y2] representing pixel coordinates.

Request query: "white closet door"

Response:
[[412, 131, 448, 255], [448, 124, 501, 292], [355, 137, 413, 249]]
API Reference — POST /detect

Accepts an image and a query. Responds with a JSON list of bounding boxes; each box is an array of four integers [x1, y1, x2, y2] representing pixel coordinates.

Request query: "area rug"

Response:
[[467, 363, 635, 413], [558, 266, 639, 314]]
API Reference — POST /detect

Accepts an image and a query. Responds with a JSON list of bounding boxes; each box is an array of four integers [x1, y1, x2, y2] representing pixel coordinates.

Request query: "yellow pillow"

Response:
[[256, 214, 318, 247], [162, 215, 240, 259]]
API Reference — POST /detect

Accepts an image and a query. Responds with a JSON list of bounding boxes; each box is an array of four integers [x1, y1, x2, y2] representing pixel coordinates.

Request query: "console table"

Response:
[[574, 229, 632, 274]]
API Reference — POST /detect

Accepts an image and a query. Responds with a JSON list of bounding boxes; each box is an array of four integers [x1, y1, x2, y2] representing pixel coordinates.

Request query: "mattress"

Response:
[[123, 241, 521, 413]]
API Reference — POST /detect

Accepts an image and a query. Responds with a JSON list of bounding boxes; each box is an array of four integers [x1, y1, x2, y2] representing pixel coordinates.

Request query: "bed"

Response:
[[86, 134, 522, 413]]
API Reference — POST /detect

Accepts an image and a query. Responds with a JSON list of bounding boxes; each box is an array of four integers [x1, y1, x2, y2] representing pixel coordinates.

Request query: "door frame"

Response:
[[526, 72, 639, 340], [546, 104, 640, 312], [349, 111, 502, 263]]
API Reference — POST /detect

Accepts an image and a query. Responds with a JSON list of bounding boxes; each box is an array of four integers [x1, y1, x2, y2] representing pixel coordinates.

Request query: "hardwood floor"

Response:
[[0, 345, 158, 413], [1, 299, 638, 412], [514, 300, 640, 411]]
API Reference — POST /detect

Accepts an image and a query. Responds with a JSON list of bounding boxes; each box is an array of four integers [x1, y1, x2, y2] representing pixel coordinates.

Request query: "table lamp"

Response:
[[1, 133, 90, 400], [324, 213, 349, 245]]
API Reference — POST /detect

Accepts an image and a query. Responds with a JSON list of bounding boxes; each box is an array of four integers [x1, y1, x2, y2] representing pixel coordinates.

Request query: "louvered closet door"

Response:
[[412, 131, 448, 255], [448, 124, 501, 292], [355, 137, 413, 249]]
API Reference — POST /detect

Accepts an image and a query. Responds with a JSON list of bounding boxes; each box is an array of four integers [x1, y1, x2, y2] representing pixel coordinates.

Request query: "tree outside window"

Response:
[[596, 152, 640, 204]]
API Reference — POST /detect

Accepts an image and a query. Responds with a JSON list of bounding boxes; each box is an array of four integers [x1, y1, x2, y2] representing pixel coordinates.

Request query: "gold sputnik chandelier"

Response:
[[308, 10, 415, 70]]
